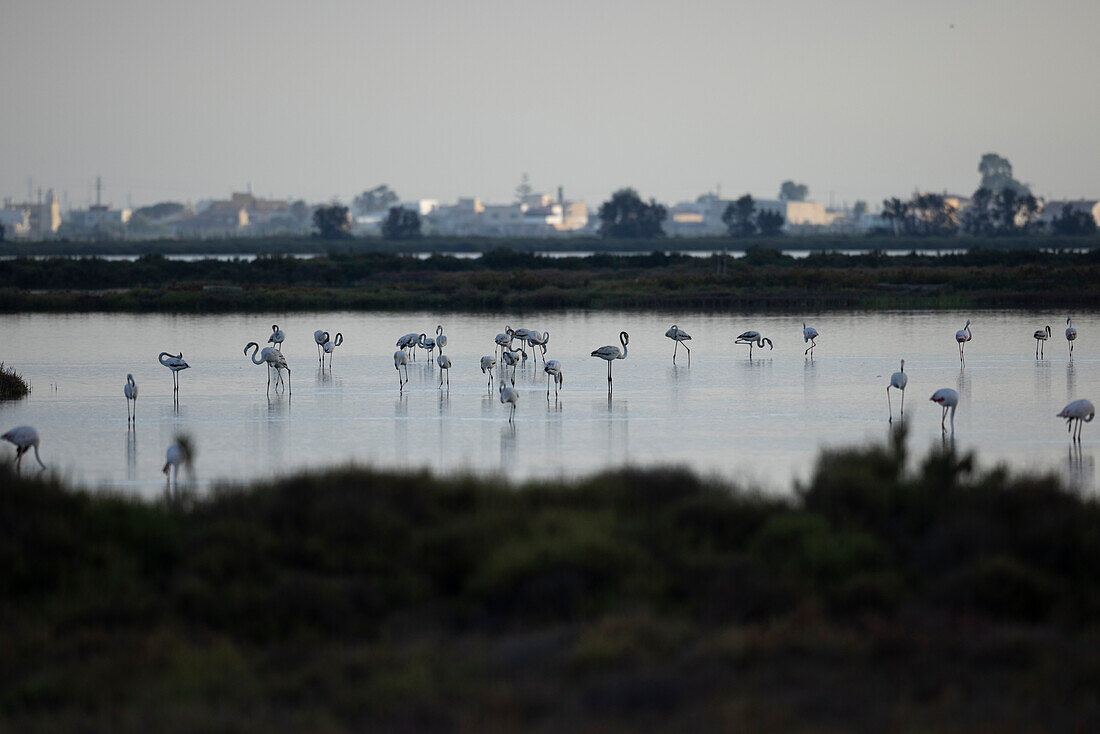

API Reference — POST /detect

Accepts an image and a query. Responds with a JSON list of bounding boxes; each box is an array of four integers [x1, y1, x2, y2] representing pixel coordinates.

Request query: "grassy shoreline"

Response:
[[2, 432, 1099, 732]]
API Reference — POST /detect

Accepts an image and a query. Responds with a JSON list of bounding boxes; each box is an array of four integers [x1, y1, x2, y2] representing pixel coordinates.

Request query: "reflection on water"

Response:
[[0, 309, 1096, 495]]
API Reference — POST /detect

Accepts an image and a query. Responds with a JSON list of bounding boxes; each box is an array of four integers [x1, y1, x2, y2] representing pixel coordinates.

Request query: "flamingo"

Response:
[[887, 360, 907, 422], [437, 353, 452, 389], [528, 330, 549, 364], [397, 332, 420, 360], [268, 324, 285, 350], [591, 331, 629, 393], [480, 355, 497, 391], [735, 330, 773, 358], [544, 359, 563, 397], [162, 436, 193, 494], [955, 319, 972, 361], [322, 332, 343, 369], [435, 325, 448, 350], [665, 325, 691, 363], [501, 349, 522, 385], [1057, 399, 1095, 442], [245, 342, 291, 394], [419, 333, 437, 363], [124, 373, 138, 424], [1033, 325, 1051, 359], [394, 350, 409, 389], [2, 425, 45, 472], [930, 388, 959, 433], [314, 330, 330, 363], [510, 327, 532, 361], [158, 352, 190, 393], [802, 322, 819, 356], [494, 330, 513, 358], [499, 379, 519, 423], [1066, 317, 1077, 354]]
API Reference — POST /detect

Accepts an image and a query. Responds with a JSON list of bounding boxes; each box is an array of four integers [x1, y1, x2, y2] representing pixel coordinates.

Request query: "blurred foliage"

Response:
[[0, 362, 30, 399]]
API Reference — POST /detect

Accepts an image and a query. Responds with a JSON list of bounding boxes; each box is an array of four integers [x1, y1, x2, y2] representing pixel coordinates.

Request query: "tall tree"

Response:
[[313, 205, 351, 238], [756, 209, 785, 236], [778, 181, 809, 202], [911, 193, 958, 236], [852, 201, 868, 220], [597, 188, 667, 238], [721, 194, 756, 237], [992, 188, 1040, 234], [978, 153, 1029, 195], [381, 207, 421, 240], [881, 197, 912, 235], [353, 185, 398, 215], [962, 188, 995, 235], [1051, 204, 1098, 236], [514, 172, 534, 203]]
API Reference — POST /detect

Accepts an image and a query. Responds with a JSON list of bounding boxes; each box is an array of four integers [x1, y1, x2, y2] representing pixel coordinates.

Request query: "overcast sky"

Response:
[[2, 0, 1098, 209]]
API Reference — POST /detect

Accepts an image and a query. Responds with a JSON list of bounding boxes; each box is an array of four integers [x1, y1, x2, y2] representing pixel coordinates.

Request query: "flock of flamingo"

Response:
[[1, 316, 1094, 486]]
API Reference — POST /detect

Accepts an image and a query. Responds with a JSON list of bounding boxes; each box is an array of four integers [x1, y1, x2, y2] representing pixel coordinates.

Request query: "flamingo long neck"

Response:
[[158, 352, 172, 366], [619, 334, 628, 359], [247, 343, 263, 364]]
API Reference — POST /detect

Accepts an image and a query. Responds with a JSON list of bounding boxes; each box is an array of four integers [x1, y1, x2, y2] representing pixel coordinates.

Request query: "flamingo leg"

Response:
[[673, 340, 678, 363], [887, 387, 892, 422], [683, 342, 691, 364], [900, 390, 905, 416]]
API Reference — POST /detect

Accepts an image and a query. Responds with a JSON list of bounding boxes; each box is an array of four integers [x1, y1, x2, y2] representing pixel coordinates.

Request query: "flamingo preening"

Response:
[[494, 330, 513, 358], [245, 342, 291, 394], [735, 330, 773, 358], [158, 352, 190, 394], [1057, 399, 1094, 442], [887, 360, 907, 422], [499, 379, 519, 423], [314, 330, 330, 363], [480, 355, 497, 391], [322, 332, 343, 369], [500, 348, 522, 384], [802, 322, 819, 356], [544, 359, 563, 397], [1066, 317, 1077, 355], [955, 319, 972, 361], [528, 330, 549, 363], [1034, 325, 1052, 358], [930, 388, 959, 433], [124, 373, 138, 424], [591, 331, 629, 394], [665, 325, 691, 363], [396, 333, 420, 360], [394, 350, 410, 389], [419, 333, 437, 363], [268, 324, 285, 350], [437, 354, 452, 389], [2, 425, 45, 472], [435, 325, 448, 350]]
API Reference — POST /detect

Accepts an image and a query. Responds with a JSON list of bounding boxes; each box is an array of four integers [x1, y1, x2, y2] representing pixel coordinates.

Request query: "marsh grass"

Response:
[[0, 362, 29, 399]]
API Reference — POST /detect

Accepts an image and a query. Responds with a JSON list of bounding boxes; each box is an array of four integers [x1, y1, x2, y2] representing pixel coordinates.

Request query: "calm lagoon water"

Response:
[[1, 310, 1095, 495]]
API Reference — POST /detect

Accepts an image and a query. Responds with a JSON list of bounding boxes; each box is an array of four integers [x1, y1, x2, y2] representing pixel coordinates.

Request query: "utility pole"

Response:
[[95, 176, 102, 208]]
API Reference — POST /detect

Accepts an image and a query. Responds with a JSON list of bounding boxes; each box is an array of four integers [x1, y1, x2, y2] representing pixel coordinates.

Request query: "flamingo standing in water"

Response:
[[322, 333, 343, 369], [1066, 317, 1077, 355], [499, 379, 519, 423], [2, 425, 45, 472], [162, 436, 193, 494], [665, 325, 691, 363], [158, 352, 190, 394], [930, 388, 959, 433], [394, 350, 409, 389], [1033, 325, 1051, 359], [435, 325, 448, 350], [955, 319, 972, 361], [437, 353, 452, 389], [314, 330, 330, 363], [480, 355, 497, 391], [1057, 399, 1094, 442], [887, 360, 907, 422], [245, 342, 291, 394], [268, 324, 285, 350], [494, 330, 513, 359], [802, 322, 819, 356], [510, 327, 532, 361], [591, 331, 629, 394], [124, 373, 138, 424], [419, 332, 437, 363], [396, 332, 420, 360], [735, 330, 773, 358], [528, 330, 549, 364], [544, 359, 563, 398], [500, 349, 522, 385]]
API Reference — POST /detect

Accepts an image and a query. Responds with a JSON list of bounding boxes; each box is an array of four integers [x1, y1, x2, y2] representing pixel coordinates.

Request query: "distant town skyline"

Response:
[[3, 0, 1099, 209]]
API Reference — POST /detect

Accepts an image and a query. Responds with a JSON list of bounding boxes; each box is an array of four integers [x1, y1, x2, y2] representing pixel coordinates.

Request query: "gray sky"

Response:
[[3, 0, 1098, 209]]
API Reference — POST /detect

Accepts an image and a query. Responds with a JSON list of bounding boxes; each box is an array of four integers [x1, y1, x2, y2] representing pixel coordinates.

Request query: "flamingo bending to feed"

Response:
[[499, 380, 519, 423], [1057, 399, 1094, 442], [510, 327, 532, 361], [930, 388, 959, 433], [268, 324, 285, 350], [887, 360, 907, 422], [322, 332, 343, 368], [494, 331, 513, 358], [665, 325, 691, 363], [394, 350, 410, 389], [480, 355, 497, 390], [2, 425, 45, 472], [1066, 317, 1077, 354], [802, 322, 819, 356], [163, 436, 194, 493], [314, 330, 330, 363], [245, 342, 291, 394], [124, 373, 138, 423], [591, 331, 629, 393], [955, 319, 972, 361], [396, 333, 420, 360], [544, 359, 563, 397], [735, 330, 773, 358], [528, 330, 549, 363], [501, 349, 522, 385], [419, 333, 437, 363], [1034, 325, 1051, 358], [437, 354, 452, 389], [158, 352, 190, 393]]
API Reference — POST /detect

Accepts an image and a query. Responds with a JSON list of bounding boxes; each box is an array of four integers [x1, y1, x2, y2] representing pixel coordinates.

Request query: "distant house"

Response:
[[0, 190, 61, 237], [66, 205, 133, 231], [175, 192, 306, 236], [423, 190, 588, 237], [1040, 200, 1100, 226], [665, 194, 838, 236]]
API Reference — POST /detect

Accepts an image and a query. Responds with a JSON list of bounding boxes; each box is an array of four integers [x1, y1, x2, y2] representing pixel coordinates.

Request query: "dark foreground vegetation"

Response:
[[2, 432, 1100, 732], [0, 362, 30, 399], [2, 245, 1099, 312]]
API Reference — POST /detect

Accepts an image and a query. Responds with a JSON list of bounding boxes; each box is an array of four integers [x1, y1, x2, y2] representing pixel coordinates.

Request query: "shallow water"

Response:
[[1, 310, 1095, 495]]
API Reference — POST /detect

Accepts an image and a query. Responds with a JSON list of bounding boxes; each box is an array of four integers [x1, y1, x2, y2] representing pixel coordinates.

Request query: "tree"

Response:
[[962, 188, 995, 235], [313, 205, 351, 238], [881, 197, 912, 235], [135, 201, 186, 220], [381, 207, 421, 240], [756, 209, 785, 236], [597, 188, 667, 238], [910, 193, 958, 236], [353, 185, 398, 215], [992, 188, 1040, 234], [514, 172, 534, 203], [779, 181, 809, 202], [978, 153, 1029, 195], [1051, 204, 1098, 236], [721, 194, 756, 237], [0, 222, 5, 242], [852, 201, 868, 220]]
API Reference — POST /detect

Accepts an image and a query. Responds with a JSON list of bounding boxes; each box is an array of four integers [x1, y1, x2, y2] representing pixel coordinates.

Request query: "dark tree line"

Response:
[[598, 188, 667, 238], [721, 195, 785, 237]]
